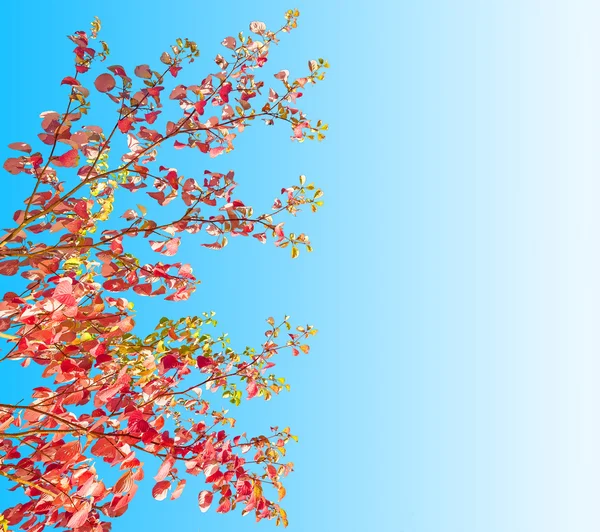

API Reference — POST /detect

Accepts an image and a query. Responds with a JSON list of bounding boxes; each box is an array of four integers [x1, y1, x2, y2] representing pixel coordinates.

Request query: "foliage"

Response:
[[0, 10, 327, 531]]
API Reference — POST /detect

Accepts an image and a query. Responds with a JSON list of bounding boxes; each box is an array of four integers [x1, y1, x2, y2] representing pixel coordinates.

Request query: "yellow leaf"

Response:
[[278, 485, 286, 501]]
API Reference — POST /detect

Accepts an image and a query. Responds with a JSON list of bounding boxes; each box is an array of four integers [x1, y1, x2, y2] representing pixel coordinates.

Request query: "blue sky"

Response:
[[3, 1, 600, 531]]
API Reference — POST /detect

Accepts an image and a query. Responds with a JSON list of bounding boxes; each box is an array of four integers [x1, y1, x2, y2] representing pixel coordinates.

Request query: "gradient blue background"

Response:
[[2, 1, 600, 531]]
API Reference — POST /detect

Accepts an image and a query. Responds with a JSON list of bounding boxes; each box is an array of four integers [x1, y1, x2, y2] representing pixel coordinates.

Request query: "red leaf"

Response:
[[133, 283, 153, 296], [95, 73, 116, 93], [173, 140, 187, 149], [127, 411, 149, 433], [253, 232, 267, 244], [103, 279, 129, 292], [216, 497, 231, 514], [61, 76, 79, 86], [160, 354, 180, 371], [118, 118, 134, 133], [94, 352, 112, 366], [145, 111, 160, 124], [108, 65, 128, 78], [194, 100, 207, 115], [203, 462, 219, 481], [219, 82, 232, 103], [53, 149, 79, 168], [196, 356, 212, 369], [0, 260, 19, 276], [152, 480, 171, 501], [198, 490, 213, 512]]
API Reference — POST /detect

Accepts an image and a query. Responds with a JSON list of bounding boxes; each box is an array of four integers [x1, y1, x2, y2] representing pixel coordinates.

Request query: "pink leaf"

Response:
[[121, 209, 138, 221], [3, 157, 25, 174], [154, 456, 175, 482], [249, 21, 267, 35], [221, 37, 236, 49], [134, 64, 152, 79], [274, 70, 290, 83], [171, 479, 186, 500], [8, 142, 32, 153], [246, 379, 258, 399], [209, 147, 225, 158], [66, 503, 91, 529], [165, 238, 180, 256], [53, 280, 76, 306], [201, 241, 224, 250]]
